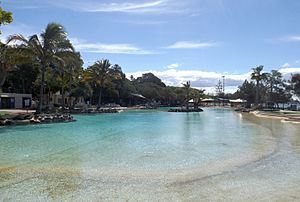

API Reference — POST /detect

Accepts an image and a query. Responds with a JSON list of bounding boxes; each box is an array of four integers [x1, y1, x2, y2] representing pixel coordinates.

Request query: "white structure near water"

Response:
[[0, 93, 32, 109]]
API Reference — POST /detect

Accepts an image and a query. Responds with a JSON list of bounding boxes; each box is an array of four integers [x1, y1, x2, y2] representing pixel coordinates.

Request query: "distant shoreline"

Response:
[[251, 110, 300, 124]]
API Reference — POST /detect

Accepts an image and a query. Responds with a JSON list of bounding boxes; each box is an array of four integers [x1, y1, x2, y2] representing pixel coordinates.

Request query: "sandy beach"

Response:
[[251, 110, 300, 124]]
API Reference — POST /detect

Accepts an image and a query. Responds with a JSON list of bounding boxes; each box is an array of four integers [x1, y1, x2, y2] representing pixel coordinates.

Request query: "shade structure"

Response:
[[229, 99, 247, 103]]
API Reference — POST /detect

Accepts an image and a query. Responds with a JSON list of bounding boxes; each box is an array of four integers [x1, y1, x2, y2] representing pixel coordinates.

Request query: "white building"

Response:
[[0, 93, 32, 109], [44, 92, 87, 109]]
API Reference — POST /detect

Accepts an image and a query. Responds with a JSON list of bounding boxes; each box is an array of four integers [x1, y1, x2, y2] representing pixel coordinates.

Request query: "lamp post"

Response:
[[222, 76, 225, 106], [222, 76, 225, 94]]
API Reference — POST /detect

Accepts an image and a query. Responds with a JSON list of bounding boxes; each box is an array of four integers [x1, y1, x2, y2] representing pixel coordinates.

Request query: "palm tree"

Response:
[[53, 51, 81, 110], [69, 80, 92, 109], [251, 65, 267, 105], [86, 59, 112, 109], [7, 23, 73, 113], [182, 81, 191, 110], [86, 60, 123, 109], [191, 88, 205, 110], [65, 52, 83, 108]]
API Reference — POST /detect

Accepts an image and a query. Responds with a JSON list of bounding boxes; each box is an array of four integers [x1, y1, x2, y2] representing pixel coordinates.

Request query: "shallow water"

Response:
[[0, 108, 300, 201]]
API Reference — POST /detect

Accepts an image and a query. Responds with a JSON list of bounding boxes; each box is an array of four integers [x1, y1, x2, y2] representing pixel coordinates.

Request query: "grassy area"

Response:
[[277, 111, 300, 116], [0, 111, 11, 116], [281, 112, 300, 115], [264, 110, 300, 117]]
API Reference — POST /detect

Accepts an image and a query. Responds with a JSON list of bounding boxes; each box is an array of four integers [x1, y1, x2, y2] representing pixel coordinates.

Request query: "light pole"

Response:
[[222, 76, 225, 106], [222, 76, 225, 94]]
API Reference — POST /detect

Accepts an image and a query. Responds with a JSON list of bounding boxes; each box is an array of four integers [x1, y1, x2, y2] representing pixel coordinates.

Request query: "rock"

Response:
[[1, 114, 16, 120], [34, 119, 41, 124], [1, 112, 76, 126], [168, 108, 204, 112], [13, 114, 33, 120], [30, 118, 36, 123], [15, 120, 30, 125], [4, 119, 14, 125]]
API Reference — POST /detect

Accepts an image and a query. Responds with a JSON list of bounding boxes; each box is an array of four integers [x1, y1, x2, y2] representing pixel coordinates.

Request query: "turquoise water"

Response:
[[1, 108, 300, 201], [0, 109, 272, 172]]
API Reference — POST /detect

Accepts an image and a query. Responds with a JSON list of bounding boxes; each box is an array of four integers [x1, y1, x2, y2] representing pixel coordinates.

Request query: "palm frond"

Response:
[[6, 34, 28, 45]]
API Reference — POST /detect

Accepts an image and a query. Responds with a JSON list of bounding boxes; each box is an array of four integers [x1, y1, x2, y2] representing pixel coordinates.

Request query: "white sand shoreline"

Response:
[[250, 110, 300, 124]]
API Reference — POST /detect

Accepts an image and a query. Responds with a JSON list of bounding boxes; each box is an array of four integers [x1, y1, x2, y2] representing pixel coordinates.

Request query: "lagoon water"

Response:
[[1, 108, 300, 201]]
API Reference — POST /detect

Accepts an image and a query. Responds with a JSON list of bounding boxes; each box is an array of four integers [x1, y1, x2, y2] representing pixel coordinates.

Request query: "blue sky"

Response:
[[1, 0, 300, 93]]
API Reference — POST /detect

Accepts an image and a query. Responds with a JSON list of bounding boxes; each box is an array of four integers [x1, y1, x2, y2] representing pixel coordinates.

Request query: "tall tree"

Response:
[[86, 59, 122, 109], [264, 70, 282, 95], [291, 74, 300, 98], [235, 80, 256, 104], [8, 23, 74, 112], [0, 43, 28, 93], [135, 73, 166, 87], [69, 80, 92, 109], [3, 63, 39, 94], [110, 64, 128, 103], [182, 81, 191, 110], [0, 43, 14, 93], [53, 51, 82, 110], [191, 88, 205, 109], [215, 80, 223, 97], [251, 65, 267, 105], [263, 70, 290, 107]]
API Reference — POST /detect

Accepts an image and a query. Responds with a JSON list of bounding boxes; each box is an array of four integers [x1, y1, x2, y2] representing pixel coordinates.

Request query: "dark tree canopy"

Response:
[[135, 73, 166, 87], [235, 80, 256, 104], [292, 74, 300, 98]]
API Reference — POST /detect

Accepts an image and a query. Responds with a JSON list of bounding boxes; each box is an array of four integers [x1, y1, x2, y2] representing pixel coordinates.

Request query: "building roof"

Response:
[[0, 93, 32, 98], [229, 99, 247, 103], [130, 93, 146, 99], [201, 98, 215, 102]]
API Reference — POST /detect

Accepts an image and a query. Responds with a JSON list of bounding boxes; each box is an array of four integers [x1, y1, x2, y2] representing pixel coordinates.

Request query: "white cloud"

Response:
[[83, 0, 165, 13], [127, 68, 249, 90], [282, 63, 290, 68], [165, 41, 218, 49], [49, 0, 190, 14], [278, 67, 300, 75], [71, 37, 156, 55], [127, 67, 300, 94], [280, 35, 300, 42], [166, 63, 179, 69]]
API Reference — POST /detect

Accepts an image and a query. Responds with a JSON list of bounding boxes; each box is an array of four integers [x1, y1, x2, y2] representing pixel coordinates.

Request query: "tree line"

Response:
[[231, 65, 300, 108], [0, 23, 207, 112], [0, 17, 299, 112]]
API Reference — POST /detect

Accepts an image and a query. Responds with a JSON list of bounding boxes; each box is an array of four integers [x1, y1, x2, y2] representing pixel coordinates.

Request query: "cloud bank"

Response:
[[127, 67, 300, 94]]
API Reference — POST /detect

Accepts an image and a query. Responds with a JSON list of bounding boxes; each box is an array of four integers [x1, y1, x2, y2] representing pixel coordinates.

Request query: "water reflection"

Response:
[[1, 109, 300, 201]]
